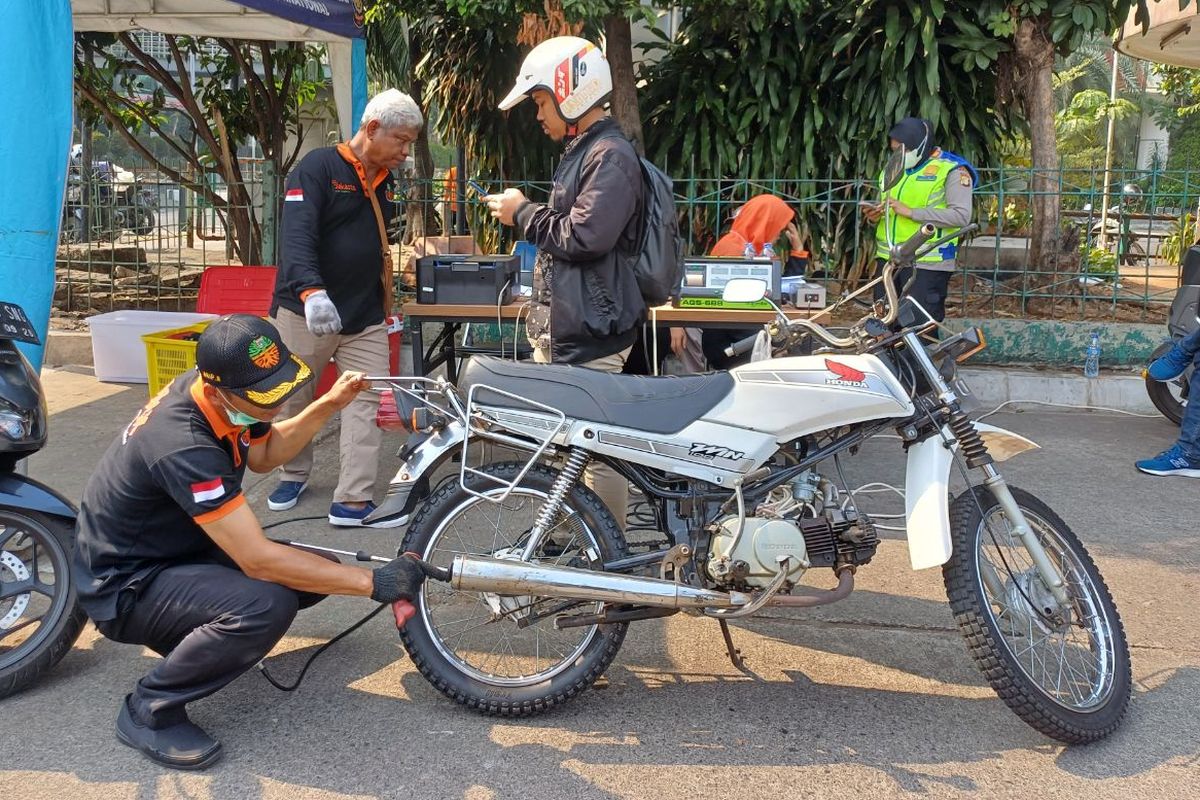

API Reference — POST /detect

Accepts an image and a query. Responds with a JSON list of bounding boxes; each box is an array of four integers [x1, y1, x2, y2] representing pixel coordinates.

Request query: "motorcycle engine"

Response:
[[705, 470, 879, 590]]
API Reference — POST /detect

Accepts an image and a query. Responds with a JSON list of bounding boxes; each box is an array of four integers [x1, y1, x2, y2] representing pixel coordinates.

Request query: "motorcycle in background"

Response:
[[1145, 245, 1199, 425]]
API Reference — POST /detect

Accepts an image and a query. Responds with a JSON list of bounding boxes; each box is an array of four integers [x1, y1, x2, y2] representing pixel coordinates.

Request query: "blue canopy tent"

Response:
[[0, 0, 366, 369]]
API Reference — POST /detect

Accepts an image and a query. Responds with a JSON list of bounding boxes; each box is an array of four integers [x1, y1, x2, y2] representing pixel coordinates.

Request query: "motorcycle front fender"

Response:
[[0, 472, 78, 522], [363, 421, 467, 525], [904, 422, 1039, 570]]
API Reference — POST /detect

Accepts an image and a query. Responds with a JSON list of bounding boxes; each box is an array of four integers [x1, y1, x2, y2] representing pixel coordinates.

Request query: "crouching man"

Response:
[[73, 314, 436, 770]]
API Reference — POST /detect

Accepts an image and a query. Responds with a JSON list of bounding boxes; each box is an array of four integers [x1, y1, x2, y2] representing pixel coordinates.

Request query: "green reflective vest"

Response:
[[875, 156, 959, 263]]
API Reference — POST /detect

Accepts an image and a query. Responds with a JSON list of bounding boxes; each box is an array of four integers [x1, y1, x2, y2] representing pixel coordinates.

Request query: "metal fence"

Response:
[[54, 162, 1199, 324]]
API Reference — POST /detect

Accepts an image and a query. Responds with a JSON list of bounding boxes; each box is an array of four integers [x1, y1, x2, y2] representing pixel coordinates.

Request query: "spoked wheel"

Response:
[[399, 461, 629, 716], [1145, 342, 1188, 426], [943, 486, 1131, 744], [0, 511, 86, 699]]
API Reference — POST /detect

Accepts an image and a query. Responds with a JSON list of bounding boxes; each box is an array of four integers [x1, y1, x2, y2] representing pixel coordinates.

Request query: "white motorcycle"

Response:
[[367, 207, 1130, 746]]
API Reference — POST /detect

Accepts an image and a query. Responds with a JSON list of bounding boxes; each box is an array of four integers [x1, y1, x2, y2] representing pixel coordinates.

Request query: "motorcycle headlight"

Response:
[[931, 327, 987, 364], [0, 408, 29, 440]]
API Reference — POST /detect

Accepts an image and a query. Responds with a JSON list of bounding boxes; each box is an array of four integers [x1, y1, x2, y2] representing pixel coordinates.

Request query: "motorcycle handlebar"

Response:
[[723, 331, 760, 359], [893, 223, 937, 263]]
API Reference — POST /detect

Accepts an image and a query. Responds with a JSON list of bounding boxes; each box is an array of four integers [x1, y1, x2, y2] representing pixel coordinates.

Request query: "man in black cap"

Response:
[[863, 117, 977, 323], [74, 314, 436, 771]]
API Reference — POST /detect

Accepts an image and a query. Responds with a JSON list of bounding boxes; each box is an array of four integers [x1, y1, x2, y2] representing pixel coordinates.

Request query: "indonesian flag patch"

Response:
[[285, 188, 304, 203], [191, 478, 226, 503]]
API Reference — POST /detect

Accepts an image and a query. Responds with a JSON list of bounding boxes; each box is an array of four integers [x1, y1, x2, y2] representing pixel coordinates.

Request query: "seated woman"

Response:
[[624, 194, 808, 375]]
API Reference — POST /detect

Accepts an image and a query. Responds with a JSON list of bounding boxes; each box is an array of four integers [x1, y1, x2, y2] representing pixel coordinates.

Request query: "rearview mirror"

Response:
[[882, 145, 907, 192], [722, 278, 768, 304]]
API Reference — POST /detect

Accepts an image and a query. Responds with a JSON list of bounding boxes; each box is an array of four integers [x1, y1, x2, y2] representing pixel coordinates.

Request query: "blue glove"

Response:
[[303, 290, 342, 336]]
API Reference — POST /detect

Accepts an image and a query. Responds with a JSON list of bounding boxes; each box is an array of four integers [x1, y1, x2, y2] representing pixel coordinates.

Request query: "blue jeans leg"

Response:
[[1178, 365, 1200, 460]]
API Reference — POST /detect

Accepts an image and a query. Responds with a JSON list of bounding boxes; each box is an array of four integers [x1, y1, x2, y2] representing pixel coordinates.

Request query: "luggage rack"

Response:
[[366, 375, 567, 504]]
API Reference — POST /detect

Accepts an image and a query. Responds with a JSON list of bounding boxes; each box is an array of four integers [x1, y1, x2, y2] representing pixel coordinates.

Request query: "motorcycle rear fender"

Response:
[[0, 472, 78, 522], [364, 421, 467, 525], [904, 422, 1039, 570]]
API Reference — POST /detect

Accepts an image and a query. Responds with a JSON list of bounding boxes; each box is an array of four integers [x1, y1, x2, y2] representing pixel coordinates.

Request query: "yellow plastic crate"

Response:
[[142, 321, 213, 395]]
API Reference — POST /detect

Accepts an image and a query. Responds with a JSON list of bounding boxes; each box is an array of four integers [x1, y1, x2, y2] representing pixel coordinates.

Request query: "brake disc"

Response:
[[0, 550, 31, 630]]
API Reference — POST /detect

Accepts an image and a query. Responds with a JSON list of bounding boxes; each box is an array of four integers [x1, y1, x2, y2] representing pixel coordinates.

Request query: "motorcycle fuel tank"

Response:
[[702, 354, 914, 441]]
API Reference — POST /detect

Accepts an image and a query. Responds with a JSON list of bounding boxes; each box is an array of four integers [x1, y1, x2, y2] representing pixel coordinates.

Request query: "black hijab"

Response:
[[888, 117, 934, 165]]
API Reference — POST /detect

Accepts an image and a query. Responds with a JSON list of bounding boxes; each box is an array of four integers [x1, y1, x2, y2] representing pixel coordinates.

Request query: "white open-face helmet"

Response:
[[498, 36, 612, 124]]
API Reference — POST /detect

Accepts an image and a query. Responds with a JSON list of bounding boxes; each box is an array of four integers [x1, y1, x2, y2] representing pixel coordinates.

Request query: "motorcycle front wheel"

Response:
[[943, 486, 1131, 744], [0, 510, 86, 699], [399, 461, 629, 716]]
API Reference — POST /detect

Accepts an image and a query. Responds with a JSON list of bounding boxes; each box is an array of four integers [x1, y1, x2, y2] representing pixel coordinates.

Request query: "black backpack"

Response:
[[574, 131, 684, 306]]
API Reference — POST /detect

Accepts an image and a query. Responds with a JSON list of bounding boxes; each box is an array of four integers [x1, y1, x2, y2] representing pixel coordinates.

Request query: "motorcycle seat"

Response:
[[458, 356, 733, 435]]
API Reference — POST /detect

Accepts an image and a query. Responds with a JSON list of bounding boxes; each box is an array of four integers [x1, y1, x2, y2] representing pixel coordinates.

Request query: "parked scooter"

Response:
[[0, 303, 86, 699], [1145, 245, 1199, 425]]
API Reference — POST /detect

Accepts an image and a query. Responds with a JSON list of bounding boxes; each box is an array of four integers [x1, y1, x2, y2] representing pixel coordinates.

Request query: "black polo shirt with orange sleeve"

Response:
[[270, 143, 395, 334], [73, 371, 272, 623]]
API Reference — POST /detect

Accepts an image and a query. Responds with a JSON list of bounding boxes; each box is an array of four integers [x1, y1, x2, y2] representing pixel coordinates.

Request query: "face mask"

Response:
[[217, 394, 260, 428], [903, 149, 922, 170]]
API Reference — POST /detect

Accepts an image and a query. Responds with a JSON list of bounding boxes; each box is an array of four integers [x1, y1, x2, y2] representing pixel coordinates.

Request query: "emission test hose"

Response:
[[254, 516, 447, 692]]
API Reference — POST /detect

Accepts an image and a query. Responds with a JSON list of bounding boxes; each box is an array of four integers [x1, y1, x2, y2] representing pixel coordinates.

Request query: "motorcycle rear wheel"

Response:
[[0, 510, 86, 699], [1145, 342, 1187, 426], [943, 485, 1131, 744], [399, 461, 629, 716]]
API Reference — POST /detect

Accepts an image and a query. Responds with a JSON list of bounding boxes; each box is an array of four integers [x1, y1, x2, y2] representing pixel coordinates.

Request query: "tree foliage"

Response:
[[74, 33, 329, 265]]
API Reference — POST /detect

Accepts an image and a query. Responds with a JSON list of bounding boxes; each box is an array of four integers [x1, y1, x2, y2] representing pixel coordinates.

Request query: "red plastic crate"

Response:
[[195, 266, 278, 316]]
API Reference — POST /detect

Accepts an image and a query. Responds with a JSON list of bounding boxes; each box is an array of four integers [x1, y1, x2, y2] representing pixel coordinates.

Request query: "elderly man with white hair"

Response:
[[268, 88, 422, 526]]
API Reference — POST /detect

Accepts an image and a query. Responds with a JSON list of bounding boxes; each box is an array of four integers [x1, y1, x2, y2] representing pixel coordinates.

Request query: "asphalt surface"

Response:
[[1, 367, 1196, 799]]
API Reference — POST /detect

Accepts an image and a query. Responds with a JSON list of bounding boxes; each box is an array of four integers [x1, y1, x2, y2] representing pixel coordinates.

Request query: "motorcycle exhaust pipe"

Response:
[[450, 555, 753, 610]]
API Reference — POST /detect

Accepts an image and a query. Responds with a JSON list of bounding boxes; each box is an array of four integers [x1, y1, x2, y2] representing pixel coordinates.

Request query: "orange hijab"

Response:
[[710, 194, 795, 256]]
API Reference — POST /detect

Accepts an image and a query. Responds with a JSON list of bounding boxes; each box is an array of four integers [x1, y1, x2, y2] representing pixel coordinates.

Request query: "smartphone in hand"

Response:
[[466, 179, 490, 199]]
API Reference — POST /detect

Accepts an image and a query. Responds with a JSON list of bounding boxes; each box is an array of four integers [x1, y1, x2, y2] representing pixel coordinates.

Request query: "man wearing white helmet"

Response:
[[488, 36, 646, 530]]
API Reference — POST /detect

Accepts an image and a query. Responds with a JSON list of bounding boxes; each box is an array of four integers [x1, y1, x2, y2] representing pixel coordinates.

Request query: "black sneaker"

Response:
[[116, 695, 223, 770]]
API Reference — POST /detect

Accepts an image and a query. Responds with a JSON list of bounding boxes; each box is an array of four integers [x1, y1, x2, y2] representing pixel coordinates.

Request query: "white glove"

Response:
[[303, 290, 342, 336]]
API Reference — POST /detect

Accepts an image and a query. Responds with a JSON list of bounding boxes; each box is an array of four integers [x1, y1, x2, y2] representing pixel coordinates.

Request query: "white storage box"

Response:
[[86, 310, 218, 383]]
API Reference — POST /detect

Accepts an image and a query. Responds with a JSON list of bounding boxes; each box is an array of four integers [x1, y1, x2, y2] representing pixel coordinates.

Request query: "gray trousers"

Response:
[[272, 307, 390, 503]]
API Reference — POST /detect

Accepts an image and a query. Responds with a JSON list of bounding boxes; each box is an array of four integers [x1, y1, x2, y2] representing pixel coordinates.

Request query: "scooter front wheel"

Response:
[[0, 510, 86, 699]]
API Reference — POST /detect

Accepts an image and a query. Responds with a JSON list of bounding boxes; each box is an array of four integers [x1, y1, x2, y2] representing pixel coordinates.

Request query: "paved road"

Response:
[[2, 369, 1196, 799]]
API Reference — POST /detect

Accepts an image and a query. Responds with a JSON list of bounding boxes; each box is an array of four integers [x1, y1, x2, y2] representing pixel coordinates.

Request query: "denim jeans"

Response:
[[1176, 326, 1200, 459]]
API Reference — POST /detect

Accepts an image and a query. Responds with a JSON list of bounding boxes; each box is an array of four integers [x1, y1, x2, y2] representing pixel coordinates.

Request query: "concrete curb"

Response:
[[960, 366, 1158, 416], [44, 331, 94, 368]]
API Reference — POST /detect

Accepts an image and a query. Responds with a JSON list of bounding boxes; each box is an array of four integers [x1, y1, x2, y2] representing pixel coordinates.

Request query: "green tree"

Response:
[[74, 33, 329, 265]]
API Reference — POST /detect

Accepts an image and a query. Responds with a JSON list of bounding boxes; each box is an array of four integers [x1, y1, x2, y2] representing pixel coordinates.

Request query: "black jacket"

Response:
[[516, 119, 646, 364], [271, 145, 394, 334]]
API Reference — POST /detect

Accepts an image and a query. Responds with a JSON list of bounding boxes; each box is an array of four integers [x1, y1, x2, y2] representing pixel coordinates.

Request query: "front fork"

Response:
[[901, 332, 1071, 610]]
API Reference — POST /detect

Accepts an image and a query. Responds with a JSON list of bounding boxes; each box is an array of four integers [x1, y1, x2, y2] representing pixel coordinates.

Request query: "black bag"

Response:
[[574, 131, 684, 306]]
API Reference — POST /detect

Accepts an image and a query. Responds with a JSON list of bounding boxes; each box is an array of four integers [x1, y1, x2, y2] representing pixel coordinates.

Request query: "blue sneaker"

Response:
[[1147, 343, 1193, 382], [267, 480, 307, 511], [1135, 445, 1200, 477], [329, 501, 409, 528]]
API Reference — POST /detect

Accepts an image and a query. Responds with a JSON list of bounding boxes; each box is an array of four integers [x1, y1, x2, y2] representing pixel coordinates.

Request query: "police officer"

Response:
[[865, 117, 977, 322], [74, 315, 436, 770]]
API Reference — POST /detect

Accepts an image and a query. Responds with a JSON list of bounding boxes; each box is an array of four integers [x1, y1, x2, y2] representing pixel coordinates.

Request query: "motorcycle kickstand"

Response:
[[718, 619, 750, 673]]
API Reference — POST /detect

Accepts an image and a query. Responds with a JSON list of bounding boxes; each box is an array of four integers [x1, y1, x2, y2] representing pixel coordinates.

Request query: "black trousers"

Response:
[[873, 258, 951, 323], [96, 551, 324, 729]]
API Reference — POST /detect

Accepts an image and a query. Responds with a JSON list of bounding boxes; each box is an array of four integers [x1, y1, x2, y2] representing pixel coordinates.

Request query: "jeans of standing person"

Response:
[[1171, 326, 1200, 459], [271, 307, 390, 503], [532, 343, 632, 532]]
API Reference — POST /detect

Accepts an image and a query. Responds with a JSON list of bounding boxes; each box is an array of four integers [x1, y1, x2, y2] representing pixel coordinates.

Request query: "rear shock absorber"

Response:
[[948, 410, 993, 469], [521, 447, 591, 560]]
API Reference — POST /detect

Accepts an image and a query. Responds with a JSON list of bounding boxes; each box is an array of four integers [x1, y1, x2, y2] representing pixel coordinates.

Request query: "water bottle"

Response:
[[743, 240, 757, 259], [1084, 331, 1101, 378], [761, 242, 776, 261]]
